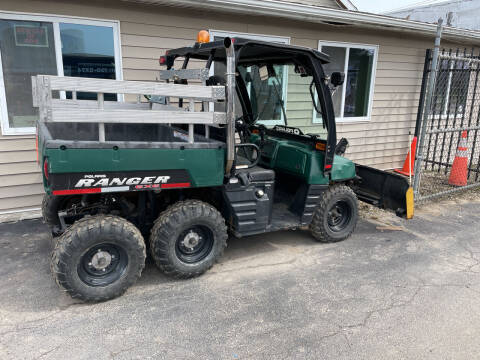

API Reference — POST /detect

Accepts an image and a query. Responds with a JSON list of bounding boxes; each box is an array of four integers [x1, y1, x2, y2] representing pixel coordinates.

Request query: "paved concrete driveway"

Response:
[[1, 199, 480, 360]]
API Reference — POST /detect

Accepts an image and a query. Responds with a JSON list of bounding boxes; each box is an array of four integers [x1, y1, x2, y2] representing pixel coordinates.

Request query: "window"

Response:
[[314, 41, 378, 123], [209, 30, 289, 126], [0, 13, 122, 135], [432, 58, 470, 117]]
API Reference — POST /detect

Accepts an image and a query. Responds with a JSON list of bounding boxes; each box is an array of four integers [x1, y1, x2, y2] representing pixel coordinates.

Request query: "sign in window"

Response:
[[14, 24, 49, 47]]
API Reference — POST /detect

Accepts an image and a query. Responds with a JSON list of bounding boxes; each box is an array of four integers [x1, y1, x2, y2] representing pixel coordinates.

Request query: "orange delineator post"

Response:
[[448, 131, 469, 187], [395, 136, 417, 176]]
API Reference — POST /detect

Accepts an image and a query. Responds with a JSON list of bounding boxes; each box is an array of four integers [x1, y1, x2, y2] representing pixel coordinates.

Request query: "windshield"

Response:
[[237, 64, 286, 126], [237, 63, 325, 138]]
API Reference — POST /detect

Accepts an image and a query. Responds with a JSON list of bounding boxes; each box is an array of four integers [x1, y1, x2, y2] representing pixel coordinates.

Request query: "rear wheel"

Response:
[[310, 184, 358, 243], [51, 215, 146, 302], [149, 200, 227, 278]]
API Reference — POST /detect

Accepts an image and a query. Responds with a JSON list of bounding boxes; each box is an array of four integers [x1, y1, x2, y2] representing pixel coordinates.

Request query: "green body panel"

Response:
[[331, 155, 357, 182], [251, 134, 356, 184], [44, 147, 225, 190]]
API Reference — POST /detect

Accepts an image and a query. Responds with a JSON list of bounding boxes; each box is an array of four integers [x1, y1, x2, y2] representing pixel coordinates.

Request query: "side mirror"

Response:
[[331, 72, 345, 87]]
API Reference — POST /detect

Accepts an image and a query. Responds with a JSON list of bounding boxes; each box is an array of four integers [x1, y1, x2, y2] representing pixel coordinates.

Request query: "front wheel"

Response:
[[310, 184, 358, 243], [51, 215, 146, 302], [149, 200, 227, 278]]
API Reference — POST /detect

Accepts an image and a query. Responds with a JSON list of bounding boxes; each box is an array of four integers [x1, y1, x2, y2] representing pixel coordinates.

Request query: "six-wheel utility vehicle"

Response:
[[34, 34, 413, 302]]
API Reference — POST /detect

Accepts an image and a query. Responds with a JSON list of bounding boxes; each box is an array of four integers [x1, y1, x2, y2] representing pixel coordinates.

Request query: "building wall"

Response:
[[0, 0, 471, 214]]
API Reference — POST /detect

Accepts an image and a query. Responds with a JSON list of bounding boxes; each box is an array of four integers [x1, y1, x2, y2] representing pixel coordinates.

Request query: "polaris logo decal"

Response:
[[74, 175, 171, 188]]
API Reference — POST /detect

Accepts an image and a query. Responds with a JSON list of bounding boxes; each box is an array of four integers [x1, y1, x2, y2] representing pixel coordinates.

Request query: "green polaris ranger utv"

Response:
[[34, 35, 413, 302]]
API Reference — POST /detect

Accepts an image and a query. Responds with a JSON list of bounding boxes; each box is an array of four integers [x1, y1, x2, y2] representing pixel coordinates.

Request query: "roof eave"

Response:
[[121, 0, 480, 43]]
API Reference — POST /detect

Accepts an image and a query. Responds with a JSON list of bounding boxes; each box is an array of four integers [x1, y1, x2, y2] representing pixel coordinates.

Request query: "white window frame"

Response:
[[313, 40, 378, 124], [0, 11, 123, 135], [209, 29, 290, 126]]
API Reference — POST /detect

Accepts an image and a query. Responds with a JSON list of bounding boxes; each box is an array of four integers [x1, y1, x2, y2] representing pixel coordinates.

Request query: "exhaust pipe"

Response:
[[224, 37, 236, 176]]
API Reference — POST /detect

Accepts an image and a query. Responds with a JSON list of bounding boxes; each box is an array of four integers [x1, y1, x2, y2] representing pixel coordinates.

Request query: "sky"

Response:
[[350, 0, 447, 14]]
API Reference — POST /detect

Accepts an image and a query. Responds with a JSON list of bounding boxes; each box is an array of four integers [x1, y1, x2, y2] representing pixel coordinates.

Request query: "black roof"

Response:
[[165, 38, 330, 65]]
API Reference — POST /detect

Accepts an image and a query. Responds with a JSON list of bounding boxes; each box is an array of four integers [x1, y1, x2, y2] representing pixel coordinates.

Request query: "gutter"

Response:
[[122, 0, 480, 43]]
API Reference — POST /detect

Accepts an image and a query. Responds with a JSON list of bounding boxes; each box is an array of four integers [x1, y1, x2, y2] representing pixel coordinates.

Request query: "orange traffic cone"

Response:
[[449, 131, 469, 187], [395, 136, 417, 176]]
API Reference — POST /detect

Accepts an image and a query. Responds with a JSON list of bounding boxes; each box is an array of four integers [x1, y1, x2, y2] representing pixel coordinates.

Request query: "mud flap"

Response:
[[354, 164, 413, 219]]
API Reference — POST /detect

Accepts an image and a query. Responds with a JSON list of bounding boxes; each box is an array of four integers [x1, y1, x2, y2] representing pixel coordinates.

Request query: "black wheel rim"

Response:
[[327, 200, 352, 232], [175, 225, 214, 264], [77, 243, 128, 287]]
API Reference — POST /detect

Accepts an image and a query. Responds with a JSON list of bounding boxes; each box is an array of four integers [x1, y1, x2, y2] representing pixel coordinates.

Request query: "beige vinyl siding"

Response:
[[285, 66, 317, 130], [0, 132, 40, 213], [0, 0, 475, 215]]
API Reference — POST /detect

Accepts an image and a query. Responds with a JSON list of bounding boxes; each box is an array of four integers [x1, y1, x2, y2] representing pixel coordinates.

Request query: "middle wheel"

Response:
[[149, 200, 228, 278]]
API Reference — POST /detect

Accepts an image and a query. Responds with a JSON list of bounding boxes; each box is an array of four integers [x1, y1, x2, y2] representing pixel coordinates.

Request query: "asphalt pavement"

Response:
[[1, 198, 480, 359]]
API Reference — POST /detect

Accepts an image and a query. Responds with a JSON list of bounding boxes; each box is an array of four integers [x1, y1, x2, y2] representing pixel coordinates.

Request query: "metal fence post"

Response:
[[413, 18, 444, 196], [415, 49, 432, 138]]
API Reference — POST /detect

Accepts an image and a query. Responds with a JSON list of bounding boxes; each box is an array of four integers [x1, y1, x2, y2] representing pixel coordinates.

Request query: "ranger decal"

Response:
[[74, 175, 171, 188], [49, 170, 191, 195]]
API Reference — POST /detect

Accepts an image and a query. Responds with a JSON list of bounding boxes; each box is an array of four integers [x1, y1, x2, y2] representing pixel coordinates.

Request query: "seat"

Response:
[[237, 165, 275, 182]]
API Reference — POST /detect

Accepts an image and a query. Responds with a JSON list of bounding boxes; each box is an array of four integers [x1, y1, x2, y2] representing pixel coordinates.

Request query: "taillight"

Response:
[[43, 158, 49, 180], [159, 56, 166, 66]]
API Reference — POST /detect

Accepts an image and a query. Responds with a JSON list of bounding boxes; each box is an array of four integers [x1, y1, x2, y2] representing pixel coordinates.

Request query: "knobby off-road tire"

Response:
[[150, 200, 228, 279], [51, 215, 146, 302], [310, 184, 358, 243]]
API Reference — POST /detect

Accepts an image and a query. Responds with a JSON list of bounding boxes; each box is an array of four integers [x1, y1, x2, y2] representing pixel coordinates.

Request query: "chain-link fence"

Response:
[[414, 47, 480, 201]]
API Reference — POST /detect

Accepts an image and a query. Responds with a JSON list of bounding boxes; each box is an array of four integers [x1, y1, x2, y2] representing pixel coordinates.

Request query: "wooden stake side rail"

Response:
[[37, 75, 225, 101], [51, 99, 190, 113], [50, 108, 227, 125], [32, 75, 227, 143]]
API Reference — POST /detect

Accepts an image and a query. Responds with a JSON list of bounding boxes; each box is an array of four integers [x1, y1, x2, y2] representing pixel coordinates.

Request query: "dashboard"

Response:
[[250, 126, 328, 183]]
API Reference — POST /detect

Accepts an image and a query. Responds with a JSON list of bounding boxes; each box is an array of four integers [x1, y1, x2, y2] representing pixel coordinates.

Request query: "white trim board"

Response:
[[0, 12, 123, 135]]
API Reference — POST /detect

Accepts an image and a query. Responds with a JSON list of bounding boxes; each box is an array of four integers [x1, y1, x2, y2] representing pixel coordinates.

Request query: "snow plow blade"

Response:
[[353, 164, 413, 219]]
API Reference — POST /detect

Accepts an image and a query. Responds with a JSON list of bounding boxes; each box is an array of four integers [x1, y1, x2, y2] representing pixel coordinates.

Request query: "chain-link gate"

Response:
[[414, 46, 480, 201]]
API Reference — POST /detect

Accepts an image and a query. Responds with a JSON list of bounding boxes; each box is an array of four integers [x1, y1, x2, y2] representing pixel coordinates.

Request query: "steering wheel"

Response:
[[235, 116, 264, 164]]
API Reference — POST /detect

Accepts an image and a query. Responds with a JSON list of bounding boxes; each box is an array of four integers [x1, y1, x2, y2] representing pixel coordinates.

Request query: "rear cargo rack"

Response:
[[32, 75, 226, 143]]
